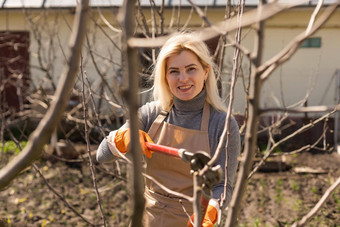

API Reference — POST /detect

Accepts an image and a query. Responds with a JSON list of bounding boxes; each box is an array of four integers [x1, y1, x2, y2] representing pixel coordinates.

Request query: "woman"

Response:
[[96, 33, 240, 227]]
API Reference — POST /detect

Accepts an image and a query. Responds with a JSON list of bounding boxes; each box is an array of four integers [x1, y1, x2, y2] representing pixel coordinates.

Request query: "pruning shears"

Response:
[[145, 142, 222, 225]]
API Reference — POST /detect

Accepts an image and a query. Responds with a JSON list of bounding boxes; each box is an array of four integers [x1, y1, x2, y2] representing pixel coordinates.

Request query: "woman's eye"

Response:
[[188, 67, 196, 72], [169, 70, 179, 74]]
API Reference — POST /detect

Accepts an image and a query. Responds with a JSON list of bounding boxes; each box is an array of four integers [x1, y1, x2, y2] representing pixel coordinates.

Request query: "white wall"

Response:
[[1, 7, 339, 116], [0, 9, 124, 115], [221, 10, 340, 115]]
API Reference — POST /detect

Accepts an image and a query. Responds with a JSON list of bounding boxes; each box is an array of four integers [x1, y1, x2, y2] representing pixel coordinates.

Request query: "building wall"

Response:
[[0, 9, 123, 115], [0, 6, 339, 115], [218, 7, 340, 115]]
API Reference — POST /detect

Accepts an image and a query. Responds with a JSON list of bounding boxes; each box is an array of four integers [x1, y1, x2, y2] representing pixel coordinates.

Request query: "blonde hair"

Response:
[[153, 32, 227, 112]]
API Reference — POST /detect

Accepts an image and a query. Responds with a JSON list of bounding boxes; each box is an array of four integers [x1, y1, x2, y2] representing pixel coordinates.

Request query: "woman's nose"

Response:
[[179, 71, 188, 82]]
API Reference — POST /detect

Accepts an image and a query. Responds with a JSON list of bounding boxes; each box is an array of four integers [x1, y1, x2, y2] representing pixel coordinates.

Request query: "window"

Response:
[[301, 37, 321, 48]]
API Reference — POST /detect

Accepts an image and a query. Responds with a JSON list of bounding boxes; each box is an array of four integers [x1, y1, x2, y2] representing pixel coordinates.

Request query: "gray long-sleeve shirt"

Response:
[[97, 89, 240, 203]]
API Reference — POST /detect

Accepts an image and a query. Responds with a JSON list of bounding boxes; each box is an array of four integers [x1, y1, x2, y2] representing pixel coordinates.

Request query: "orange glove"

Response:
[[114, 128, 153, 158], [187, 199, 219, 227]]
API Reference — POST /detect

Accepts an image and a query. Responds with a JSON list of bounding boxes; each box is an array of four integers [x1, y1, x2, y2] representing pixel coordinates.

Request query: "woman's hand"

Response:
[[187, 199, 219, 227], [114, 128, 153, 158]]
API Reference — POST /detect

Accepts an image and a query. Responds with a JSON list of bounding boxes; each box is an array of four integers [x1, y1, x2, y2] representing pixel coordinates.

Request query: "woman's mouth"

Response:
[[178, 85, 192, 91]]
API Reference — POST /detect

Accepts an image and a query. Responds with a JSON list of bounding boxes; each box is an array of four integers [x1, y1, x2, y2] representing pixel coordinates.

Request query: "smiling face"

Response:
[[166, 50, 208, 101]]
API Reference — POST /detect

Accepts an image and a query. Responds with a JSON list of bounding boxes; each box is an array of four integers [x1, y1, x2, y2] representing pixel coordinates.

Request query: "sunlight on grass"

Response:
[[0, 141, 27, 154]]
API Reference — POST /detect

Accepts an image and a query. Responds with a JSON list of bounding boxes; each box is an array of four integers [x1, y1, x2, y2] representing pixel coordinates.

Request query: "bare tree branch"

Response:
[[259, 2, 339, 80], [272, 123, 330, 157], [118, 0, 145, 226], [137, 0, 151, 36], [80, 62, 106, 226], [291, 176, 340, 227], [248, 110, 335, 179], [225, 1, 266, 225], [306, 0, 324, 35], [97, 8, 122, 33], [142, 173, 193, 202], [219, 0, 245, 208], [3, 119, 96, 226], [33, 164, 96, 226], [128, 1, 307, 48], [260, 104, 340, 114], [0, 0, 89, 189]]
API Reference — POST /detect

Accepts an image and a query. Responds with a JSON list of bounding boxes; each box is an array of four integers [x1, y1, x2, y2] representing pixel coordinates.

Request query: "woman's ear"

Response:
[[204, 66, 210, 81]]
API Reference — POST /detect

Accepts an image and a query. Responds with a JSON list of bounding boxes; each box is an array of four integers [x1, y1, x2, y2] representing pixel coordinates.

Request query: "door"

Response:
[[0, 31, 30, 115]]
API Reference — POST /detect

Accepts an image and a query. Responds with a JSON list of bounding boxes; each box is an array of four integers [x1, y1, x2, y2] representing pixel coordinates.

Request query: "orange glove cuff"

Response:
[[204, 203, 218, 225], [114, 128, 153, 158], [114, 129, 129, 153], [140, 130, 153, 158], [187, 199, 219, 227]]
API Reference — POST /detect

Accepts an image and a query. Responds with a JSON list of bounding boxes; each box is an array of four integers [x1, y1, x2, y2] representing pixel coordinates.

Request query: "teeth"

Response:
[[179, 85, 191, 89]]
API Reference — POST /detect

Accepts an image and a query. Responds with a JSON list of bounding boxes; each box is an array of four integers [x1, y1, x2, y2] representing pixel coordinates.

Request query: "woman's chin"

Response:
[[175, 94, 194, 101]]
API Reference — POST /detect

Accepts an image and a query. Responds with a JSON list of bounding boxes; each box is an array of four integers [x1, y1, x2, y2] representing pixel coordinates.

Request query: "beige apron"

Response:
[[143, 102, 211, 227]]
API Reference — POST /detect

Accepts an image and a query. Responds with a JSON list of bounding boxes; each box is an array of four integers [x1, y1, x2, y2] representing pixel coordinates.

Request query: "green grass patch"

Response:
[[291, 181, 300, 192], [260, 145, 282, 154], [311, 186, 318, 195], [0, 140, 27, 154], [275, 179, 283, 204], [333, 189, 340, 211]]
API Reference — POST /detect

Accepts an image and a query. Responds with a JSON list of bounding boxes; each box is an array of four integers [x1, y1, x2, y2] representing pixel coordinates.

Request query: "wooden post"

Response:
[[334, 69, 340, 155]]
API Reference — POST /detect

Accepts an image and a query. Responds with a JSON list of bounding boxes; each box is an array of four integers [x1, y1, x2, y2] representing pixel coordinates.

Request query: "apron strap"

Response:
[[200, 102, 210, 131], [148, 109, 168, 138], [149, 102, 209, 137]]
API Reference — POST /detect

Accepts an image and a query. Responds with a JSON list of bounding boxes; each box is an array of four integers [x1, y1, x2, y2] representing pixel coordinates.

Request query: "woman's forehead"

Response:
[[166, 50, 201, 67]]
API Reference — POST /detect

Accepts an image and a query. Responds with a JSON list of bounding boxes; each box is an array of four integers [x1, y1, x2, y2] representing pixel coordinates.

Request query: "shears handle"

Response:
[[145, 142, 182, 158]]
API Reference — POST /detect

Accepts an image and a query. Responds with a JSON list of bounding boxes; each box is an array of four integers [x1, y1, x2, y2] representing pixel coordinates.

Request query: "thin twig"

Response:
[[33, 164, 96, 226], [85, 33, 121, 104], [142, 173, 193, 202], [219, 0, 245, 208], [291, 176, 340, 227], [259, 2, 339, 80], [4, 125, 96, 225], [306, 0, 324, 35], [272, 125, 330, 157], [97, 8, 122, 33], [225, 0, 265, 225], [95, 165, 127, 182], [128, 1, 306, 48], [118, 0, 145, 225], [0, 0, 89, 189], [260, 104, 340, 114], [81, 58, 107, 226], [88, 11, 121, 51], [248, 110, 335, 179], [137, 0, 150, 36], [84, 72, 108, 138]]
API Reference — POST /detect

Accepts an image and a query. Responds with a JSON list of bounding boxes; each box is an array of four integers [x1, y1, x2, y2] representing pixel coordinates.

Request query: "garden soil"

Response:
[[0, 146, 339, 227]]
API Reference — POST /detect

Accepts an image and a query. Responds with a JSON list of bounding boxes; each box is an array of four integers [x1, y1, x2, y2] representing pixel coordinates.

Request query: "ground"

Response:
[[0, 147, 339, 227], [238, 151, 340, 227]]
